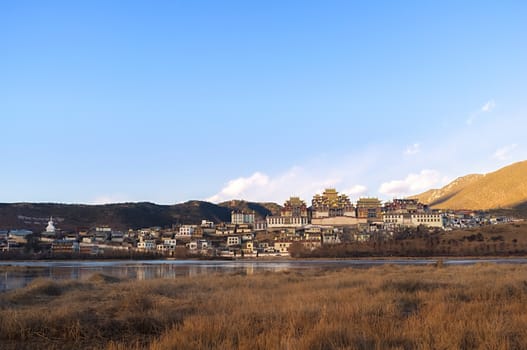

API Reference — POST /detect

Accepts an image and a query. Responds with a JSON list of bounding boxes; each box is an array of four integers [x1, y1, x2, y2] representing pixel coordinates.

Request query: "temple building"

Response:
[[383, 198, 426, 213], [356, 198, 383, 221], [281, 197, 308, 217], [312, 189, 355, 218], [383, 198, 443, 228], [266, 197, 310, 228], [311, 189, 359, 226]]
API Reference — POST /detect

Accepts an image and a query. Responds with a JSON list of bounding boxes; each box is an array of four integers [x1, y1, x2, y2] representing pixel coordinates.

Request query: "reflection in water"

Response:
[[2, 258, 527, 292], [0, 261, 295, 292]]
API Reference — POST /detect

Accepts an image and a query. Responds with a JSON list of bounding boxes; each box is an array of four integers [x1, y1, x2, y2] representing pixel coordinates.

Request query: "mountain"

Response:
[[411, 160, 527, 210], [219, 200, 282, 218], [0, 200, 282, 232], [411, 174, 484, 206]]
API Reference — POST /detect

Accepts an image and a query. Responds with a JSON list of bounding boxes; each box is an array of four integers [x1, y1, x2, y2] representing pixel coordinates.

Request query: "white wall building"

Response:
[[201, 220, 215, 228], [137, 239, 156, 250], [226, 236, 241, 246], [266, 216, 309, 228], [178, 225, 197, 237], [163, 239, 177, 249], [231, 211, 255, 225], [383, 213, 444, 228]]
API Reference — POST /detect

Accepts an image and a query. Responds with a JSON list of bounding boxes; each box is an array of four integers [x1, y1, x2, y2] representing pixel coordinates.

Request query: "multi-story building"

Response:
[[356, 197, 383, 221], [266, 197, 310, 228], [312, 189, 355, 218], [51, 240, 79, 254], [231, 211, 255, 225], [163, 239, 177, 248], [267, 216, 309, 228], [274, 240, 293, 253], [226, 236, 241, 246], [383, 198, 443, 228], [281, 197, 308, 217], [383, 213, 444, 228], [311, 189, 359, 226], [177, 225, 197, 237], [253, 219, 268, 231], [137, 239, 156, 250], [383, 198, 426, 213]]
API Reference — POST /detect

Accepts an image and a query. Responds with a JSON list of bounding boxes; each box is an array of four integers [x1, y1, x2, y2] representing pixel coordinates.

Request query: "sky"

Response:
[[1, 1, 526, 205]]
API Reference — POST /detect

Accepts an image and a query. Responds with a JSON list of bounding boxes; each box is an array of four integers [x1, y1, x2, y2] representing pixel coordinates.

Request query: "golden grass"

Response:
[[1, 265, 527, 349]]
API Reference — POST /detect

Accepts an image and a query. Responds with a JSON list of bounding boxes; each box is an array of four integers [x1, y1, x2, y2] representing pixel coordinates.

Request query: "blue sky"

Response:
[[1, 1, 526, 204]]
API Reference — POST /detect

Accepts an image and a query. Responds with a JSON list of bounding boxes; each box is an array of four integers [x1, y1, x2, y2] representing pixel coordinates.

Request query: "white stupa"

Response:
[[45, 216, 56, 234]]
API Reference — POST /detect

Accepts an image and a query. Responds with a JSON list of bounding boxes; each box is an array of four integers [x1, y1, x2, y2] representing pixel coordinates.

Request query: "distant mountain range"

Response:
[[411, 160, 527, 210], [0, 200, 282, 232], [2, 160, 526, 231]]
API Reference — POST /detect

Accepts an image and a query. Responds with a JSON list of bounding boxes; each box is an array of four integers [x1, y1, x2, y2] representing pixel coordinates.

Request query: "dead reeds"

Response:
[[1, 264, 527, 349]]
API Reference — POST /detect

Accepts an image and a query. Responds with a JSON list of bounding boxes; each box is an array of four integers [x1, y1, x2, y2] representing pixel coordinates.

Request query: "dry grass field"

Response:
[[1, 263, 527, 349]]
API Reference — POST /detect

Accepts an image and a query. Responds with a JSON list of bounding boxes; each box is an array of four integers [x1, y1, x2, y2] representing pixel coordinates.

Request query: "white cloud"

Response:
[[207, 167, 343, 203], [481, 99, 496, 113], [492, 144, 517, 161], [467, 99, 496, 125], [206, 150, 385, 203], [378, 170, 445, 198], [206, 172, 270, 202], [346, 185, 368, 197], [404, 143, 421, 155], [206, 114, 524, 204]]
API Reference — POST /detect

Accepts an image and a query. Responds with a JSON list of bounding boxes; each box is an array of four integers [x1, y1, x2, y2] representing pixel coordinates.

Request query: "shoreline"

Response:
[[1, 255, 527, 265]]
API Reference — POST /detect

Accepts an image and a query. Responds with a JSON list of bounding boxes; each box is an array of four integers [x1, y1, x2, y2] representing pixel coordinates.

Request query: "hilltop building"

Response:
[[312, 189, 355, 218], [356, 198, 383, 221], [383, 198, 444, 228], [231, 211, 255, 225], [311, 189, 359, 226], [383, 198, 426, 213], [266, 197, 310, 228], [281, 197, 308, 217]]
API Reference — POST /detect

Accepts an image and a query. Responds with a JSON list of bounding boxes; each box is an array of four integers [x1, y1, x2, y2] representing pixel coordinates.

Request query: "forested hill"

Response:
[[0, 200, 281, 232]]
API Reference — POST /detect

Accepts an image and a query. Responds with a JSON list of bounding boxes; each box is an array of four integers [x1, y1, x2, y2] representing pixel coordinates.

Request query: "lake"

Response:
[[2, 258, 527, 292]]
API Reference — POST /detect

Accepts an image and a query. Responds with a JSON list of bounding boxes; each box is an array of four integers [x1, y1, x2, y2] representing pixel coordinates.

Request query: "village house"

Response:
[[137, 238, 156, 250], [226, 236, 241, 246], [274, 240, 293, 254], [51, 239, 79, 254], [242, 241, 254, 254], [177, 225, 197, 238], [8, 229, 33, 244]]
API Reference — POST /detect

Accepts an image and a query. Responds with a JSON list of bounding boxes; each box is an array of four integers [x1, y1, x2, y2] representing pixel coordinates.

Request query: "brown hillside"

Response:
[[219, 200, 282, 218], [412, 160, 527, 210], [410, 174, 483, 205]]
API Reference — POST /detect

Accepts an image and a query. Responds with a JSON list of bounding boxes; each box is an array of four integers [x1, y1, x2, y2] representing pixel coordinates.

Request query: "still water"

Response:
[[2, 258, 527, 292]]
